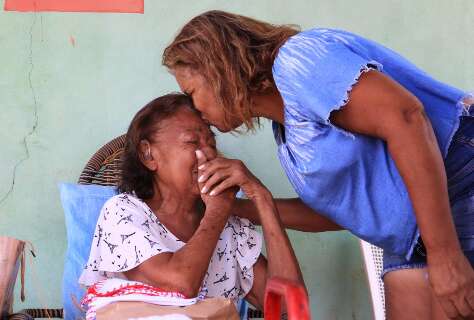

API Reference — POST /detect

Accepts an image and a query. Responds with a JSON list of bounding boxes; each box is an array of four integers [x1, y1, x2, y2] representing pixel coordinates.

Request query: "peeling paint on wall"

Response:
[[0, 13, 39, 208]]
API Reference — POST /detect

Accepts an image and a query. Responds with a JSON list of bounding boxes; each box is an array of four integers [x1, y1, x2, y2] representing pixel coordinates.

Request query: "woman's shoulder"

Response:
[[281, 27, 362, 48], [277, 28, 339, 53], [102, 193, 146, 210], [99, 193, 153, 223], [275, 27, 368, 68]]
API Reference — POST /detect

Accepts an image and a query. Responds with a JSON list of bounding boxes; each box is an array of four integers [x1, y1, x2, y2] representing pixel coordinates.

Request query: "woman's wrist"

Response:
[[253, 190, 281, 221], [250, 184, 273, 204], [203, 206, 231, 222], [425, 240, 463, 265]]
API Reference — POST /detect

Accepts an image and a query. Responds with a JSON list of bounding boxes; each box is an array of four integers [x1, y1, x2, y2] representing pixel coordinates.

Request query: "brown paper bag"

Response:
[[96, 298, 240, 320], [0, 236, 25, 318]]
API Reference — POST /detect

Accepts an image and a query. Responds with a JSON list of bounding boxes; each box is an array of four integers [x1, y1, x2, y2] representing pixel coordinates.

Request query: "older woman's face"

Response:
[[174, 67, 242, 132], [149, 107, 217, 195]]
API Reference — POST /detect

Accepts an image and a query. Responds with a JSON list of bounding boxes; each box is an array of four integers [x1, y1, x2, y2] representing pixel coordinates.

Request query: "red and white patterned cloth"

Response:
[[81, 278, 197, 320]]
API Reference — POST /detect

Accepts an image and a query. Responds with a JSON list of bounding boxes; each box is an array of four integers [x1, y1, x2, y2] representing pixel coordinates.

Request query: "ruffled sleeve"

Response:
[[79, 194, 175, 286], [273, 29, 383, 127]]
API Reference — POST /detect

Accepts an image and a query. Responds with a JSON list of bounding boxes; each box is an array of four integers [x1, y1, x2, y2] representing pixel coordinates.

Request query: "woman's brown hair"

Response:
[[162, 10, 299, 131], [119, 93, 196, 199]]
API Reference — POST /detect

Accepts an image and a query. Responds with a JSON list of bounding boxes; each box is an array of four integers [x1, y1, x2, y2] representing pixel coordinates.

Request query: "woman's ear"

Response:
[[138, 139, 158, 171]]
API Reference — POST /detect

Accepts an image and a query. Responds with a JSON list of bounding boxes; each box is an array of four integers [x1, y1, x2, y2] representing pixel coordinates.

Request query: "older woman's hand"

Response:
[[197, 155, 268, 202], [196, 150, 237, 217]]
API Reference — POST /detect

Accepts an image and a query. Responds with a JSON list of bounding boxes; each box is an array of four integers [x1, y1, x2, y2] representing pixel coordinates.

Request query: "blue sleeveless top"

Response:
[[272, 28, 471, 259]]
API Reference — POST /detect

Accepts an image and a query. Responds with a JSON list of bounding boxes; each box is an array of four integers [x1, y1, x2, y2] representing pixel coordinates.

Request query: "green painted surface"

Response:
[[0, 1, 472, 319]]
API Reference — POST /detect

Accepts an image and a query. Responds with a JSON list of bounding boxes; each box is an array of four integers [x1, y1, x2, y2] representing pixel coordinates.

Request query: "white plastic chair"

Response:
[[360, 240, 386, 320]]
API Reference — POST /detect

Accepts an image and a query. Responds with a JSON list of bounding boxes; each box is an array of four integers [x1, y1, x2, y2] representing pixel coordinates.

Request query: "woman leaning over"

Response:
[[163, 11, 474, 319]]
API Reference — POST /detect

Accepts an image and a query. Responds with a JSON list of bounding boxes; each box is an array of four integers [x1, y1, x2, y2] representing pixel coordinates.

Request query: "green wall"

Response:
[[1, 1, 473, 319]]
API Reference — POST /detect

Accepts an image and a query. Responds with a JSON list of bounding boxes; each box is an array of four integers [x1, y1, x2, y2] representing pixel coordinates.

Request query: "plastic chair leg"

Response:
[[264, 277, 310, 320]]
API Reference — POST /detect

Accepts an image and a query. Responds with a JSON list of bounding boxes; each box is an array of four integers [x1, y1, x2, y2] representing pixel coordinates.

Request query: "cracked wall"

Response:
[[1, 1, 473, 319], [0, 12, 39, 207]]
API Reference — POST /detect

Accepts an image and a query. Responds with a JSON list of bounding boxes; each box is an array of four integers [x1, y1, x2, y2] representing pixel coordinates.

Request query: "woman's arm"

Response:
[[123, 209, 228, 297], [124, 205, 228, 297], [252, 187, 305, 287], [233, 197, 342, 232], [124, 152, 236, 298], [330, 70, 474, 318], [197, 157, 307, 307]]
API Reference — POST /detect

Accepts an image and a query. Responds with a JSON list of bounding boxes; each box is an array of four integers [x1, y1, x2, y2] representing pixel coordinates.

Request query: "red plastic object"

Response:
[[264, 277, 310, 320], [4, 0, 144, 13]]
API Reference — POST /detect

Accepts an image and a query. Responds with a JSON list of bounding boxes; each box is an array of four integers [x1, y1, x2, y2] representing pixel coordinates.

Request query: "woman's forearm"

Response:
[[331, 71, 461, 255], [253, 189, 305, 287], [386, 109, 460, 254], [330, 71, 473, 318], [234, 197, 342, 232], [183, 213, 228, 258], [169, 211, 229, 290], [126, 210, 228, 297]]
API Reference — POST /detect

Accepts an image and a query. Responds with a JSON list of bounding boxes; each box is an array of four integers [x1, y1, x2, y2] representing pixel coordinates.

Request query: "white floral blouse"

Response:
[[78, 193, 262, 304]]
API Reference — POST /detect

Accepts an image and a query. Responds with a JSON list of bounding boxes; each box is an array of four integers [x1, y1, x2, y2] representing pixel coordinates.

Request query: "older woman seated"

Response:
[[79, 93, 304, 310]]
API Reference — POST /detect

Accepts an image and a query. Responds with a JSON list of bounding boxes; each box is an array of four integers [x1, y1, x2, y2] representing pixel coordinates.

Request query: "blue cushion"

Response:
[[59, 183, 117, 320]]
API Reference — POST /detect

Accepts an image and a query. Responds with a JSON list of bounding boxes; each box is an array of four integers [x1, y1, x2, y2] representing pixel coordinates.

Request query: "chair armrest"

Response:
[[11, 309, 63, 319], [264, 277, 310, 320]]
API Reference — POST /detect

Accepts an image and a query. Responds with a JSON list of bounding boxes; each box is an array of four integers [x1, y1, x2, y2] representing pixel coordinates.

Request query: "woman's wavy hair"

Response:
[[118, 93, 195, 199], [162, 10, 299, 131]]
